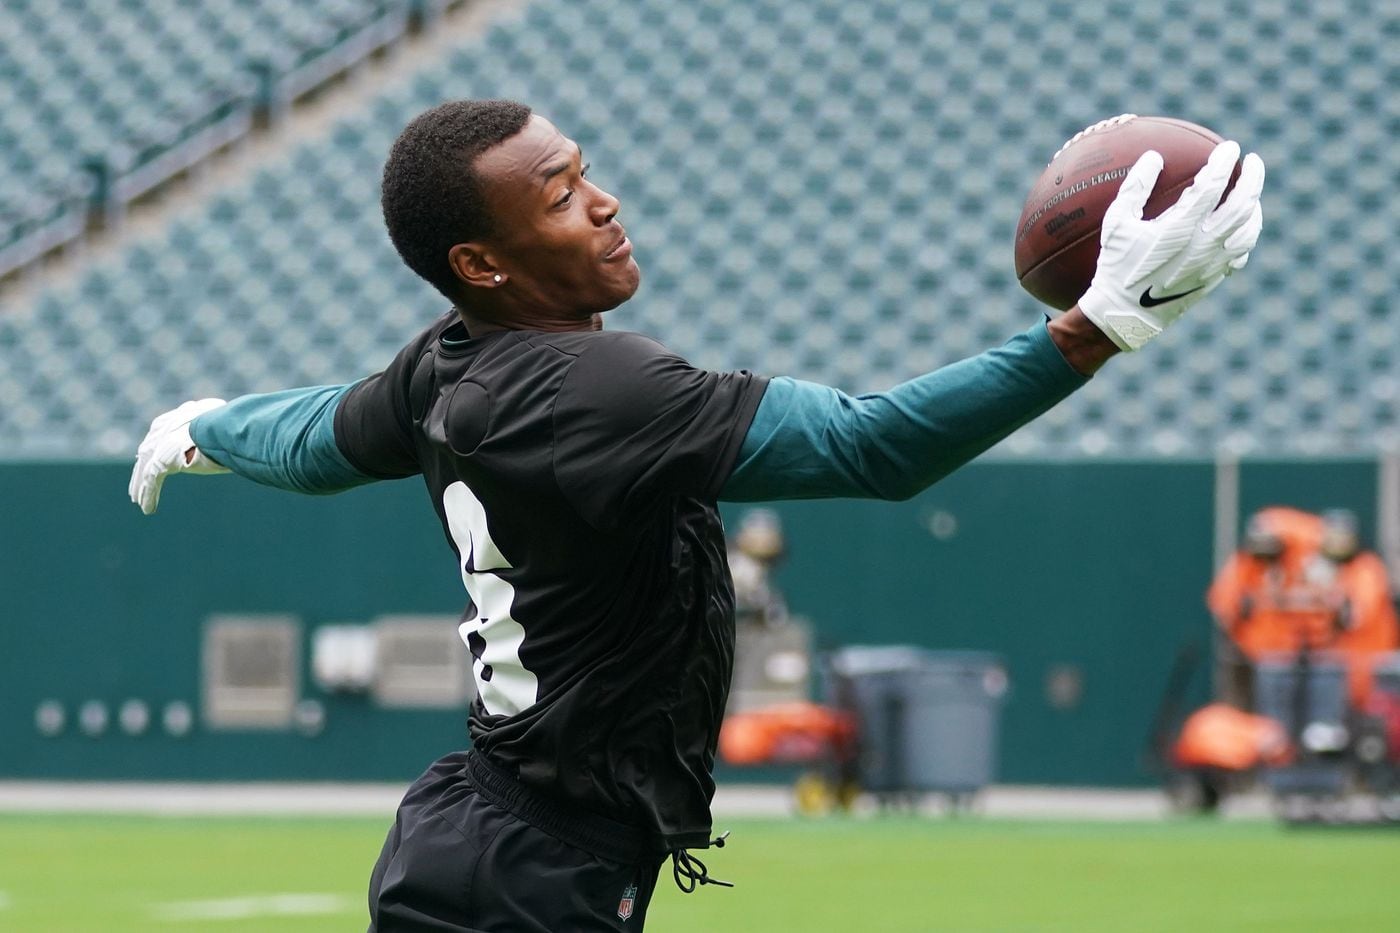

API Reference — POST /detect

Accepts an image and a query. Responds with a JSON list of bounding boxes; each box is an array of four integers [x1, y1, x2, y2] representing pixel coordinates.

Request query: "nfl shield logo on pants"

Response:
[[617, 883, 638, 921]]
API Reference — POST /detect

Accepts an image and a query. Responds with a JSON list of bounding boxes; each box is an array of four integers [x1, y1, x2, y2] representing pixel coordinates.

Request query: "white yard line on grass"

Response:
[[150, 893, 358, 922], [0, 891, 11, 910]]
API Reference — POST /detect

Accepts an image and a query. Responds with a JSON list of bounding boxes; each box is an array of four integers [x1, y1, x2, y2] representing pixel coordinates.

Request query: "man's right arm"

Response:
[[188, 334, 430, 495], [131, 325, 431, 514], [187, 384, 375, 494]]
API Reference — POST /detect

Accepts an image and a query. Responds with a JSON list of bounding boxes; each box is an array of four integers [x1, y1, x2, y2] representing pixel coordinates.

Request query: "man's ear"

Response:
[[448, 243, 505, 289]]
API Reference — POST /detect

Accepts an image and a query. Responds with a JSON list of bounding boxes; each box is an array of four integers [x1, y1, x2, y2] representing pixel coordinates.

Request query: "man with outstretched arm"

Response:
[[130, 101, 1263, 932]]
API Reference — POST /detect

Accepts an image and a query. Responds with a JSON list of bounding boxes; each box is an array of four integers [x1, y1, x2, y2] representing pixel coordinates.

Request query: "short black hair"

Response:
[[380, 99, 533, 303]]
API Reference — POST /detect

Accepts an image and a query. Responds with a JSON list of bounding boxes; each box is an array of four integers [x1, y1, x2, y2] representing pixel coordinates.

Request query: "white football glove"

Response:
[[1079, 141, 1265, 350], [129, 398, 231, 515]]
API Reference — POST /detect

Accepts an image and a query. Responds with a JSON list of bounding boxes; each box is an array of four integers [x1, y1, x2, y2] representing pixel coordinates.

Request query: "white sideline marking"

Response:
[[150, 893, 357, 922], [0, 891, 11, 910]]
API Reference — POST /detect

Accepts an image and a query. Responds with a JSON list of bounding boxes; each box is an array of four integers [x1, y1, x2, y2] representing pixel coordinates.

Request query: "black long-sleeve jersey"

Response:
[[334, 311, 769, 850]]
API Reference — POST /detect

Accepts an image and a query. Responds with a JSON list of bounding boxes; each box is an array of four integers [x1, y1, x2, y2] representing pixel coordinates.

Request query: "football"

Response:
[[1014, 115, 1236, 311]]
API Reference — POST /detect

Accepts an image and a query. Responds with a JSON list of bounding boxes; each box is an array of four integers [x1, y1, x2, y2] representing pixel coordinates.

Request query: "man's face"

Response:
[[472, 115, 640, 316]]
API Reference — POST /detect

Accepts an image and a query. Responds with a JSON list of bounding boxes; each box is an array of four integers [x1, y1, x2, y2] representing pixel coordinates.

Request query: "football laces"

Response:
[[1052, 113, 1139, 162]]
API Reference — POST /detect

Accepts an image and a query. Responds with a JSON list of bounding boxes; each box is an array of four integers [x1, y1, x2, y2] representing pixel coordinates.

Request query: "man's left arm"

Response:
[[721, 313, 1101, 502], [723, 139, 1263, 503]]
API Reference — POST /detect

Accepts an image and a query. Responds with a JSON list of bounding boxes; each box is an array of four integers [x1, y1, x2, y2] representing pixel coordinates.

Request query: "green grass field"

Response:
[[2, 814, 1397, 931]]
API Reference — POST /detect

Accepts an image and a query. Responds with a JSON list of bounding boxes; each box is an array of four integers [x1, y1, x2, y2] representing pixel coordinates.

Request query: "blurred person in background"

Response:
[[1302, 509, 1400, 705], [1209, 507, 1319, 662], [727, 508, 788, 626], [725, 508, 813, 716], [128, 101, 1263, 930], [1209, 507, 1399, 708], [1207, 508, 1307, 707]]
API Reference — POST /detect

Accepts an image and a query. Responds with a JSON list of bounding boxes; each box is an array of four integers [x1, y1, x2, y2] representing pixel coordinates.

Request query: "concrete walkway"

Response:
[[0, 781, 1275, 820]]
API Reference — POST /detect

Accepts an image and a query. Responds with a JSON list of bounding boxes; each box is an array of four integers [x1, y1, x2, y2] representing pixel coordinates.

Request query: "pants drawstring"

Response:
[[670, 831, 733, 893]]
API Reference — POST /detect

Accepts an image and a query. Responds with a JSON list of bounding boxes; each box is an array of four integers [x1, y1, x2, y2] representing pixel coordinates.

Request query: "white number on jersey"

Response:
[[442, 481, 539, 716]]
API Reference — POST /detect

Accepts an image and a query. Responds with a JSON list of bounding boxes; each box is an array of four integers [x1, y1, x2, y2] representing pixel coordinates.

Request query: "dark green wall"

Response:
[[2, 465, 466, 782], [764, 461, 1215, 785], [0, 460, 1380, 786]]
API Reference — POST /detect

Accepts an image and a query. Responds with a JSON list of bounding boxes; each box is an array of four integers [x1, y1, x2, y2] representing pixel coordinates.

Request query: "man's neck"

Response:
[[455, 304, 602, 337]]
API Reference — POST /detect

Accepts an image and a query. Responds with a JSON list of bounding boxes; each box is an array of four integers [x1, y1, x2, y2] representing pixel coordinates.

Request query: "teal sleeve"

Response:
[[188, 384, 376, 495], [721, 322, 1089, 501]]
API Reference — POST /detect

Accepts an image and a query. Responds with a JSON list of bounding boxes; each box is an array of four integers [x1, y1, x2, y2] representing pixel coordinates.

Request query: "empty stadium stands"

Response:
[[0, 0, 426, 276], [1, 0, 1396, 460]]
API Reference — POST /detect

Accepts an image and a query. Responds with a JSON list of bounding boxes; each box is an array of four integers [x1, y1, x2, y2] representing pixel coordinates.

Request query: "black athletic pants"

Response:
[[367, 750, 664, 932]]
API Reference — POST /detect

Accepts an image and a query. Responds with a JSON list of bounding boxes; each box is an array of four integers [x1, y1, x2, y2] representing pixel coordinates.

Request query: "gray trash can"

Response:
[[826, 646, 1008, 799]]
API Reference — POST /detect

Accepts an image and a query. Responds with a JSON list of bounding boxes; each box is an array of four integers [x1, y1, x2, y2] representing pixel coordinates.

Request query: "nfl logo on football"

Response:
[[617, 883, 638, 921]]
